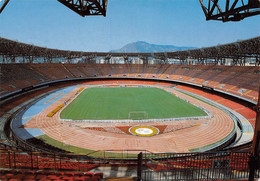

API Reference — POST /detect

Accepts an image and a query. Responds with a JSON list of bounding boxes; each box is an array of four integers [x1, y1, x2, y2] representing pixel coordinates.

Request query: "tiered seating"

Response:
[[161, 64, 181, 78], [176, 65, 201, 82], [0, 64, 258, 101], [147, 152, 249, 172], [142, 81, 157, 85], [130, 80, 144, 84], [203, 66, 259, 100], [29, 64, 72, 80], [217, 99, 245, 110], [0, 144, 103, 180], [155, 64, 170, 78], [229, 152, 249, 171], [146, 65, 160, 78], [147, 153, 250, 173], [175, 84, 257, 130], [0, 170, 103, 181], [248, 119, 256, 129], [168, 65, 190, 81], [235, 107, 257, 120], [103, 80, 118, 84], [63, 64, 86, 78], [204, 66, 233, 87], [113, 65, 126, 77], [0, 149, 99, 172], [189, 65, 216, 85], [0, 64, 46, 93], [126, 64, 135, 77], [201, 93, 223, 101], [95, 64, 106, 76], [117, 80, 131, 84], [110, 65, 118, 76], [77, 64, 98, 77], [156, 82, 174, 87]]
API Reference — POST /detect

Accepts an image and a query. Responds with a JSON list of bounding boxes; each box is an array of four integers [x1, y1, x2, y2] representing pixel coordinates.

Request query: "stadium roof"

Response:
[[0, 36, 259, 63]]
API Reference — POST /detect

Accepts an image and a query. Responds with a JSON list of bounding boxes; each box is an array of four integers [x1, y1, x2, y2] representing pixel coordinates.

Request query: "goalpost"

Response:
[[128, 111, 148, 120]]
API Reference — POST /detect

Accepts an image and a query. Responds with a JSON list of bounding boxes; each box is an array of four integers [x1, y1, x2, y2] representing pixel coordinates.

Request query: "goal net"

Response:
[[128, 111, 148, 120]]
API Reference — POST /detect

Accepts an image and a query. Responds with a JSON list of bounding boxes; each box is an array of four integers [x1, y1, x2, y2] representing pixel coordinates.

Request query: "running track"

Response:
[[23, 85, 234, 154]]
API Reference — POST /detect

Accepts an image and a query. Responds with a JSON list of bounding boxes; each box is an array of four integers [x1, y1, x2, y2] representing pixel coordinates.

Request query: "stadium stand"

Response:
[[175, 84, 257, 131], [0, 37, 259, 180], [0, 68, 259, 180], [0, 64, 259, 103], [0, 170, 103, 181]]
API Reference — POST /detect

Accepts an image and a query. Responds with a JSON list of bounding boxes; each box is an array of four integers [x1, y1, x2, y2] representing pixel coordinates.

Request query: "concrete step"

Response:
[[105, 177, 136, 181]]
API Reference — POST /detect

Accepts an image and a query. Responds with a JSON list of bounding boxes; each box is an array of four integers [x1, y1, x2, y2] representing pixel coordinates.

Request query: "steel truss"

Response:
[[0, 36, 259, 65], [199, 0, 260, 22], [57, 0, 107, 17], [0, 0, 10, 14], [1, 0, 260, 22], [0, 0, 107, 17]]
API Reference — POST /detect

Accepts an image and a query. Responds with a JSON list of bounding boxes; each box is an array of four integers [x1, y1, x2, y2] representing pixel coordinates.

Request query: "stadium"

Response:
[[0, 0, 260, 181]]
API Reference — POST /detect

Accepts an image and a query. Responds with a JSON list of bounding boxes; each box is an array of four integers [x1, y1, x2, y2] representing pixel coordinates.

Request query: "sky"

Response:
[[0, 0, 259, 52]]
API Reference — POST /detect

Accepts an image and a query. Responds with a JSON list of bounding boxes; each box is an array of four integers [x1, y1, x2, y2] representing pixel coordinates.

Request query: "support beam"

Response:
[[199, 0, 260, 22], [249, 87, 260, 181], [57, 0, 107, 17], [253, 87, 260, 156], [104, 54, 111, 64], [0, 0, 10, 14]]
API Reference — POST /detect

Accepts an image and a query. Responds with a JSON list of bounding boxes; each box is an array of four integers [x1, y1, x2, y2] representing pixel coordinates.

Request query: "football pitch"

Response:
[[60, 87, 207, 120]]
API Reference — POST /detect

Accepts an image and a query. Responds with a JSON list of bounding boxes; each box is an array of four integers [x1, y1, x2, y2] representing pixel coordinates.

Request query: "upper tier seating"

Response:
[[0, 64, 259, 101]]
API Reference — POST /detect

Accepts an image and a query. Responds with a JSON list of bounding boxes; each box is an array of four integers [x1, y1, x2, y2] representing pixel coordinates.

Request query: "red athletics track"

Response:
[[23, 84, 234, 154]]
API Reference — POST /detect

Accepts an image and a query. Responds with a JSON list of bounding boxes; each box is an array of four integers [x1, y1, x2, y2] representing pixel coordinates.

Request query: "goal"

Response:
[[128, 111, 148, 120]]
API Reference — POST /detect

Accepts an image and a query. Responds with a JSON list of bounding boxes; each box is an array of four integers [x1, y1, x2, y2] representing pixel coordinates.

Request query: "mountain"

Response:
[[110, 41, 196, 53]]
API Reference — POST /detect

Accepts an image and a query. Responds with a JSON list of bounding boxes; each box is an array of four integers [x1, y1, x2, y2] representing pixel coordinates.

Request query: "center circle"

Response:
[[135, 128, 153, 135], [129, 126, 159, 137]]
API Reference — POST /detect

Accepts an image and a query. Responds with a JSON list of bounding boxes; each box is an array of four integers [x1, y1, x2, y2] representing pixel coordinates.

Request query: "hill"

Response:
[[110, 41, 196, 53]]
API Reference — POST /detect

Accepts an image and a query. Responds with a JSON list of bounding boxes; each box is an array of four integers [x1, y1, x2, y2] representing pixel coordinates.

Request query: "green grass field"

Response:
[[60, 87, 207, 120]]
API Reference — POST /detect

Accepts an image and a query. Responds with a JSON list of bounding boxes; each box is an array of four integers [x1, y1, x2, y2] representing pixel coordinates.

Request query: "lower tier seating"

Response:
[[0, 169, 103, 181]]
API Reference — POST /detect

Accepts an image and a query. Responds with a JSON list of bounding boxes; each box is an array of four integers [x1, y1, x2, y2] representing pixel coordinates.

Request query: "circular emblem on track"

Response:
[[129, 126, 159, 137]]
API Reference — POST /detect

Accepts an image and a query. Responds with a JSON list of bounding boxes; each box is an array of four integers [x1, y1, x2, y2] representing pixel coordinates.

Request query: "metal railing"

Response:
[[0, 149, 98, 172], [0, 147, 145, 171], [1, 145, 260, 180], [140, 151, 260, 181]]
